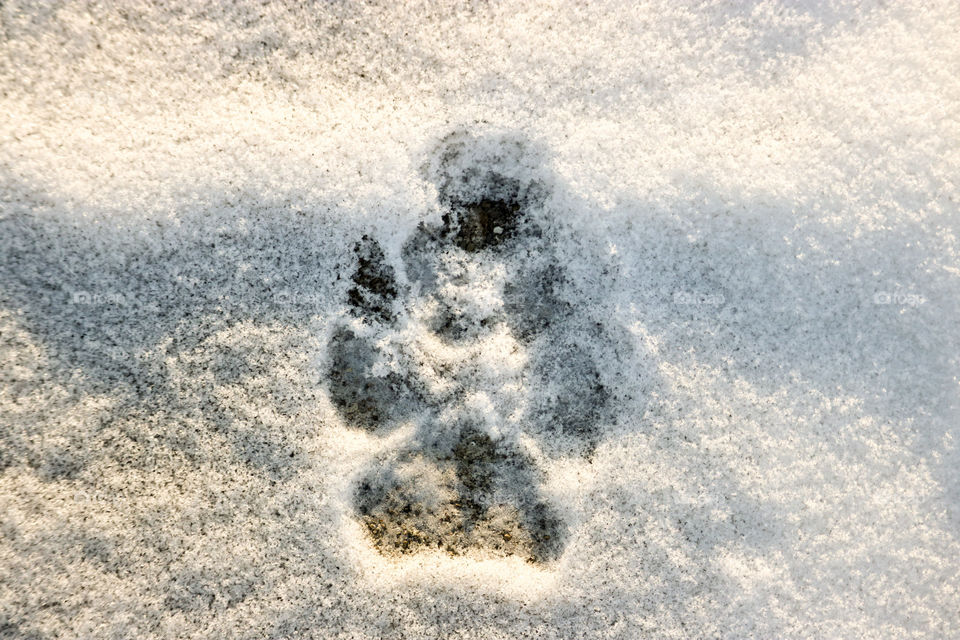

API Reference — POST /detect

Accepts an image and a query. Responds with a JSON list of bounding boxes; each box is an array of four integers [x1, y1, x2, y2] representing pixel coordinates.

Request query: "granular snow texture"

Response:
[[1, 1, 959, 639]]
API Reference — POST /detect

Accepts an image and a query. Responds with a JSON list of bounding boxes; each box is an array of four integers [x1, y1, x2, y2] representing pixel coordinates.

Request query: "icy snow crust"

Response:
[[1, 1, 959, 638]]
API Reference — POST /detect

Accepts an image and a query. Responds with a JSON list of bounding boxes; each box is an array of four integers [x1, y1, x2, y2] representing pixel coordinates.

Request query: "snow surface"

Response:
[[1, 1, 959, 638]]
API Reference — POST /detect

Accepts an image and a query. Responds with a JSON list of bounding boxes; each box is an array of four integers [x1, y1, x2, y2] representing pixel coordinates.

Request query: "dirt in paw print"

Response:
[[327, 130, 623, 564]]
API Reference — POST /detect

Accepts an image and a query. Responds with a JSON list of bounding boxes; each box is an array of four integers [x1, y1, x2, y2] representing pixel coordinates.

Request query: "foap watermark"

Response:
[[70, 489, 131, 507], [872, 291, 926, 307], [69, 290, 129, 306], [673, 291, 726, 307], [42, 341, 134, 361], [84, 340, 134, 360], [70, 483, 190, 507], [273, 290, 327, 308]]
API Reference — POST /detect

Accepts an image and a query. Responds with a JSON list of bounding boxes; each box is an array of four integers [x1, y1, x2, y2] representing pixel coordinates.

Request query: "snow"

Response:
[[1, 1, 959, 638]]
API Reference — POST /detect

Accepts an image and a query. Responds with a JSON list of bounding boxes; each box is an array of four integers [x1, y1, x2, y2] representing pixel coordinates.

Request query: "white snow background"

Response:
[[1, 1, 959, 638]]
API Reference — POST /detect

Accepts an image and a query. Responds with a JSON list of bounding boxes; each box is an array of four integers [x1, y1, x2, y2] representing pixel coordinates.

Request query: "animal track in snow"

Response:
[[327, 130, 622, 564]]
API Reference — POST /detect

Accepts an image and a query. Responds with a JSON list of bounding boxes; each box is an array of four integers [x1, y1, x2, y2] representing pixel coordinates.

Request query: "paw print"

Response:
[[327, 130, 622, 564]]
